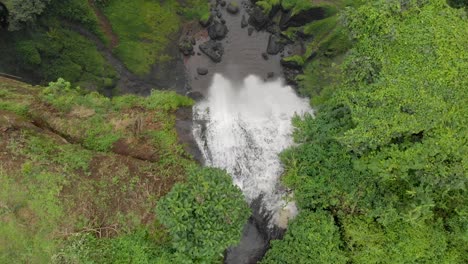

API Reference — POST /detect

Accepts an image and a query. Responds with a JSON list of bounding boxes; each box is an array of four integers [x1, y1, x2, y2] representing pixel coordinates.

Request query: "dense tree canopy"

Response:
[[5, 0, 51, 30], [267, 0, 468, 262]]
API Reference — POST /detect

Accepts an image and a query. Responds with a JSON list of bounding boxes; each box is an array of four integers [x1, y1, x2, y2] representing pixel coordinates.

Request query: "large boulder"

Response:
[[199, 40, 224, 63], [248, 6, 270, 30], [279, 7, 326, 30], [208, 20, 229, 40], [266, 34, 285, 55]]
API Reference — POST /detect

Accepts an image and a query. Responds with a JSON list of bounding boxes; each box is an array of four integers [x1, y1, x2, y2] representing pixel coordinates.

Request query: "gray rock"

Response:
[[227, 2, 240, 14], [267, 34, 285, 55], [241, 14, 248, 28], [208, 21, 228, 40], [199, 40, 224, 63], [197, 67, 209, 75], [261, 52, 269, 60], [279, 7, 326, 30], [267, 72, 275, 78], [248, 7, 269, 30], [248, 27, 254, 36], [186, 91, 205, 101]]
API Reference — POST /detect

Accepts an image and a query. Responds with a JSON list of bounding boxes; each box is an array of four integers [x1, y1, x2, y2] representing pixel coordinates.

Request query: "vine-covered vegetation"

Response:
[[264, 0, 468, 263]]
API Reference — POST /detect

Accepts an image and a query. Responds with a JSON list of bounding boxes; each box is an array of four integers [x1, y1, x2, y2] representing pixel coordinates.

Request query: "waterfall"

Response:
[[192, 74, 312, 228]]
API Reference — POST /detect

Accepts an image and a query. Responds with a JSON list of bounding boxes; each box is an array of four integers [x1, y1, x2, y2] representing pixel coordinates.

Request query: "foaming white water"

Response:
[[193, 74, 312, 227]]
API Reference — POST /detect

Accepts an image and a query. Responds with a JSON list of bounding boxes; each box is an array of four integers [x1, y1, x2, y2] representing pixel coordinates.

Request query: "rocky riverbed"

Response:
[[179, 0, 325, 98]]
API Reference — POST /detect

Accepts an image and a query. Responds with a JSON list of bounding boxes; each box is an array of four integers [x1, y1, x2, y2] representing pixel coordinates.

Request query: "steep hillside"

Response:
[[0, 77, 249, 262]]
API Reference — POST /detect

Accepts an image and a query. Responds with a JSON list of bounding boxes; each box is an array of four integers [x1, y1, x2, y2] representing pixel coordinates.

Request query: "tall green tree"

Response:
[[6, 0, 51, 30], [156, 167, 250, 263]]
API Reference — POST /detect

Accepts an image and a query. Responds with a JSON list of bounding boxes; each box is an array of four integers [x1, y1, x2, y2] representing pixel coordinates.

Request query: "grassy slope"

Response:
[[103, 0, 181, 76], [0, 77, 193, 261]]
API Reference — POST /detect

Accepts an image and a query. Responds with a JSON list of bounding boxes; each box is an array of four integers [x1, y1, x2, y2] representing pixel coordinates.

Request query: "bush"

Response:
[[156, 167, 250, 263], [261, 210, 347, 264]]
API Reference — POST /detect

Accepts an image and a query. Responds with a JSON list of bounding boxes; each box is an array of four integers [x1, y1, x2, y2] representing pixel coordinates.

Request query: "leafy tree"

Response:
[[7, 0, 51, 30], [156, 167, 250, 263], [270, 0, 468, 262], [261, 210, 347, 264]]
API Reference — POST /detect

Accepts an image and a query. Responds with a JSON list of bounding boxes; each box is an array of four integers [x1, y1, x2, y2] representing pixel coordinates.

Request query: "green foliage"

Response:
[[181, 0, 211, 22], [256, 0, 281, 14], [262, 210, 347, 264], [156, 167, 250, 263], [55, 229, 172, 264], [0, 101, 29, 117], [0, 78, 201, 263], [283, 55, 305, 66], [103, 0, 180, 75], [0, 168, 64, 263], [5, 0, 51, 30], [272, 0, 468, 262], [112, 91, 193, 111], [257, 0, 342, 15], [46, 0, 102, 36], [144, 90, 194, 111], [342, 216, 457, 263], [16, 40, 41, 65], [82, 115, 121, 152], [11, 26, 117, 90], [42, 78, 121, 152]]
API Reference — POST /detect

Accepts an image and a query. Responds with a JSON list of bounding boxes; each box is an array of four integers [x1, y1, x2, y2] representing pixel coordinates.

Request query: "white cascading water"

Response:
[[193, 74, 312, 228]]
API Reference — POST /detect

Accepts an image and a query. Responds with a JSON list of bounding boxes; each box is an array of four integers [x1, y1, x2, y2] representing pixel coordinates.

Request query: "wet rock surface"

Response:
[[208, 20, 229, 40], [279, 7, 326, 30], [266, 34, 285, 55], [199, 40, 224, 63], [197, 67, 209, 75], [241, 14, 248, 28], [248, 6, 270, 30]]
